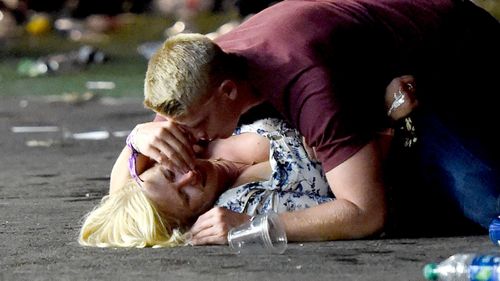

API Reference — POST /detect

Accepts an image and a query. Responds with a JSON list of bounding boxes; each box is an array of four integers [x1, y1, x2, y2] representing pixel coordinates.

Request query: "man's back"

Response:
[[215, 0, 463, 170]]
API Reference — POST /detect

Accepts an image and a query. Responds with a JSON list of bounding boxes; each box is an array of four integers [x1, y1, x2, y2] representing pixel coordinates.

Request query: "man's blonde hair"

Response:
[[78, 180, 187, 248], [144, 33, 246, 117], [144, 33, 218, 117]]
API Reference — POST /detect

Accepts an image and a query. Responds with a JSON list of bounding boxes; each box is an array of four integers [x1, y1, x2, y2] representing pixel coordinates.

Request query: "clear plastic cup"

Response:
[[227, 211, 287, 254]]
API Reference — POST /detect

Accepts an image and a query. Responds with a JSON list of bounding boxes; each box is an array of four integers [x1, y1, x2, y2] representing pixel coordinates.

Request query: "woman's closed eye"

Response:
[[160, 167, 175, 181], [178, 189, 189, 203]]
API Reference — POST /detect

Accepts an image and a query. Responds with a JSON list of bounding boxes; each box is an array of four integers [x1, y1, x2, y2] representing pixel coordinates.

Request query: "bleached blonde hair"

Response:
[[143, 33, 246, 117], [78, 180, 187, 248]]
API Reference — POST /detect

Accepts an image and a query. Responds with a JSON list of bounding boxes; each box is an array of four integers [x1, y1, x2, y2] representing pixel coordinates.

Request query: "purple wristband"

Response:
[[126, 132, 143, 186]]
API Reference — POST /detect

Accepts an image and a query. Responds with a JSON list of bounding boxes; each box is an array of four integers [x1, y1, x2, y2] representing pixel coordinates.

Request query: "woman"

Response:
[[79, 118, 334, 247]]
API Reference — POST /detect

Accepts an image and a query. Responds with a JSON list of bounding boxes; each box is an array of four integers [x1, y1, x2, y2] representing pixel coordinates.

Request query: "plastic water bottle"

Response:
[[490, 217, 500, 246], [423, 253, 500, 281]]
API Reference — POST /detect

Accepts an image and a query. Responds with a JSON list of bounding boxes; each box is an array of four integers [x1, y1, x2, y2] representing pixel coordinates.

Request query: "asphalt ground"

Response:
[[0, 95, 496, 281]]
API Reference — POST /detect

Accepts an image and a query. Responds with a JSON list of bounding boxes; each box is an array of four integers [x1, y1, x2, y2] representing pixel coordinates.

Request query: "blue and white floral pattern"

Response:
[[216, 118, 334, 216]]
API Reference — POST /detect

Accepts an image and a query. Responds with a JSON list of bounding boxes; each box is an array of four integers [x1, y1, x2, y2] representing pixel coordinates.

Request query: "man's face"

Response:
[[141, 160, 220, 227], [173, 91, 240, 142]]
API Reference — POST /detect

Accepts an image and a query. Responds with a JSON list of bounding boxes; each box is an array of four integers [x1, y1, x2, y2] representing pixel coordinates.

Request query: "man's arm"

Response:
[[280, 140, 386, 240], [281, 66, 387, 239], [281, 75, 416, 239]]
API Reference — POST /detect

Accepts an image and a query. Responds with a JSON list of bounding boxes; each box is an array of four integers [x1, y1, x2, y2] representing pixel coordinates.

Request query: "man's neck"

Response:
[[238, 80, 265, 114]]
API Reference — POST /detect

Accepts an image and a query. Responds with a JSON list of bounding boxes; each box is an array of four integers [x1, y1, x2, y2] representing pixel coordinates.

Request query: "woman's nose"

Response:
[[175, 170, 200, 188]]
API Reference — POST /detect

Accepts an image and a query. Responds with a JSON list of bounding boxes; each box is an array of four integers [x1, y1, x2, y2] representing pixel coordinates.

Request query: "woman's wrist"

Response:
[[126, 128, 144, 186]]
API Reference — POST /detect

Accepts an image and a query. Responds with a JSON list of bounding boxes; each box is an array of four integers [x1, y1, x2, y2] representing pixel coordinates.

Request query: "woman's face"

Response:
[[140, 160, 220, 227]]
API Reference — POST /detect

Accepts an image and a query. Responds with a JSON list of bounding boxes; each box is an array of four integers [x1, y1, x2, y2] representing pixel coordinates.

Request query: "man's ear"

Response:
[[217, 80, 238, 101]]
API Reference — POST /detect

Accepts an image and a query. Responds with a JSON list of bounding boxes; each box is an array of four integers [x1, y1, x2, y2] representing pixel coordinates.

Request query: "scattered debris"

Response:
[[25, 13, 51, 35], [18, 100, 28, 108], [11, 126, 60, 133], [206, 20, 240, 39], [25, 139, 56, 147], [85, 81, 115, 90], [137, 41, 163, 60], [59, 92, 97, 105], [111, 130, 131, 138], [17, 45, 108, 77], [69, 130, 110, 140]]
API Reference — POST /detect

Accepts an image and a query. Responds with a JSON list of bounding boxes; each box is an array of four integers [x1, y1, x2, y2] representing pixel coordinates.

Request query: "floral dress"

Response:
[[215, 118, 334, 216]]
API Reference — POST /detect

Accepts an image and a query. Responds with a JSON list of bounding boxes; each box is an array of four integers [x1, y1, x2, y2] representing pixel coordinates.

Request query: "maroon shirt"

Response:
[[214, 0, 464, 171]]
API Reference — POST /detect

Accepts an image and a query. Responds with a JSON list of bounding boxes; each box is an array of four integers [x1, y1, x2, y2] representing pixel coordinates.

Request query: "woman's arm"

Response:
[[111, 126, 270, 193], [109, 146, 154, 194]]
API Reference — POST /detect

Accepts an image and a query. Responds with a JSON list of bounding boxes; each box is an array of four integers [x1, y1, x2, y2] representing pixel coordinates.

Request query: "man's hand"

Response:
[[189, 207, 251, 245], [131, 120, 196, 173], [385, 75, 418, 121]]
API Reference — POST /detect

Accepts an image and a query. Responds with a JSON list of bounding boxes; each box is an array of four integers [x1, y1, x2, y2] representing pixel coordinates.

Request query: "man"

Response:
[[112, 0, 500, 243]]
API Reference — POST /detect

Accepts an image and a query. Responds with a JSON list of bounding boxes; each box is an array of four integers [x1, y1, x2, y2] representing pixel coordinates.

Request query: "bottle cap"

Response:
[[423, 263, 438, 280], [489, 216, 500, 246]]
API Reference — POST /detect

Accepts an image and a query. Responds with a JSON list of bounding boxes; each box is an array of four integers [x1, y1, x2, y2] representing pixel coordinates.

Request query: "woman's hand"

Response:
[[189, 207, 251, 245], [130, 120, 196, 173]]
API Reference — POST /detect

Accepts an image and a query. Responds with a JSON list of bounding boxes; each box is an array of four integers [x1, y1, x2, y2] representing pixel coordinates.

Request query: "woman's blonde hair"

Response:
[[78, 180, 187, 248], [143, 33, 246, 117]]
